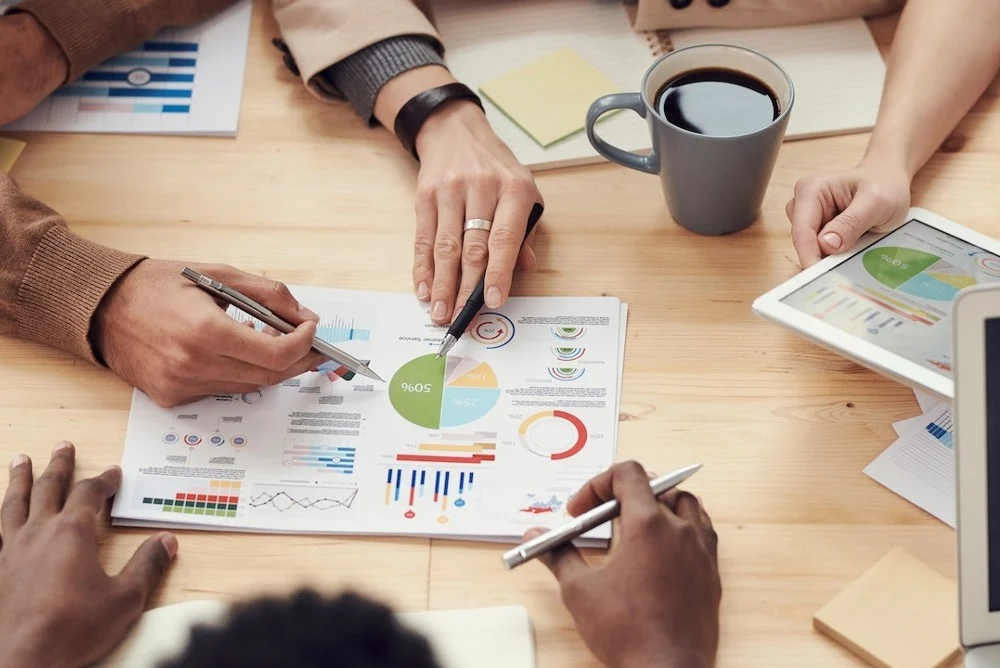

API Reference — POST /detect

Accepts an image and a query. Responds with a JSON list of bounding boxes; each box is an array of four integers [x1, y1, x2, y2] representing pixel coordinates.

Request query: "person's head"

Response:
[[160, 589, 442, 668]]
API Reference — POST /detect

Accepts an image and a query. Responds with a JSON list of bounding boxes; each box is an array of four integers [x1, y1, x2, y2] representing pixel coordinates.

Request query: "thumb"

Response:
[[115, 532, 178, 611], [817, 193, 886, 256], [224, 271, 318, 324], [523, 528, 590, 586]]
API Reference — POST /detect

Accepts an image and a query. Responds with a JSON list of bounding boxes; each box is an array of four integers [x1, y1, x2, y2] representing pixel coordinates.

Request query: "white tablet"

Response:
[[753, 207, 1000, 399]]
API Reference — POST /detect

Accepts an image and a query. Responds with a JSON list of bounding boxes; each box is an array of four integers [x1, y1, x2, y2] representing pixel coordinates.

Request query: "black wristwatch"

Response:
[[393, 83, 485, 161]]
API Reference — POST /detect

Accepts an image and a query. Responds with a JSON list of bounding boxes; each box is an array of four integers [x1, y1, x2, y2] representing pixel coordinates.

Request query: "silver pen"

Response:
[[501, 463, 703, 570], [181, 267, 384, 382]]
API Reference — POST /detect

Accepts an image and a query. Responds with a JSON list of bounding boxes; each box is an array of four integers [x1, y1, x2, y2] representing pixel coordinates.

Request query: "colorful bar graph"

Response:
[[141, 479, 240, 518], [282, 446, 355, 474], [385, 467, 475, 514]]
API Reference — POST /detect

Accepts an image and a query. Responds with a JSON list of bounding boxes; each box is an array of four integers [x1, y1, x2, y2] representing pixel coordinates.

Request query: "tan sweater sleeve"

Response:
[[0, 173, 144, 364], [13, 0, 239, 81], [272, 0, 442, 98]]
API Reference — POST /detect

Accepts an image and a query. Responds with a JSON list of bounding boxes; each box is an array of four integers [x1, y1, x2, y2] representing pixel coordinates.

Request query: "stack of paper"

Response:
[[112, 288, 628, 546], [864, 391, 955, 526], [1, 0, 252, 136]]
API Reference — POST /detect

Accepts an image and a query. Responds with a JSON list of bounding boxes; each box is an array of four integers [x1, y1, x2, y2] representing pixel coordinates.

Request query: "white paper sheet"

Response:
[[865, 403, 955, 527], [112, 289, 626, 545], [1, 1, 252, 136]]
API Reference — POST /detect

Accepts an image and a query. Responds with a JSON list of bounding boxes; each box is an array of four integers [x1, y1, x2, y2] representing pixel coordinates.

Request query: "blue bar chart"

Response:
[[281, 445, 356, 474]]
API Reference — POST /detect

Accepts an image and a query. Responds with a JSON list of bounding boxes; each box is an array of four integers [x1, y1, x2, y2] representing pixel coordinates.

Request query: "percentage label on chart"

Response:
[[400, 382, 434, 393], [451, 397, 478, 408]]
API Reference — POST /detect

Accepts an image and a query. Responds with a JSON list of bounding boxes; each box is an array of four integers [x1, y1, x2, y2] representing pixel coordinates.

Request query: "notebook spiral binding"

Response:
[[644, 29, 674, 57]]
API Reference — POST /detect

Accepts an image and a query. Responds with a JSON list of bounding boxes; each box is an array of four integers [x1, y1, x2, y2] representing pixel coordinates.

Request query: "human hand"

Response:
[[93, 260, 327, 407], [0, 443, 177, 668], [528, 462, 721, 668], [413, 101, 542, 324], [787, 159, 912, 267]]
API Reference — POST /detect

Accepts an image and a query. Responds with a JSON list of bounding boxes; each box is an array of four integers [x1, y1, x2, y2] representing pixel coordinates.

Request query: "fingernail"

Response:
[[486, 286, 502, 308], [431, 301, 447, 320], [301, 307, 319, 321], [53, 441, 73, 454], [8, 454, 28, 470], [822, 232, 842, 250], [159, 532, 179, 559], [416, 282, 430, 301]]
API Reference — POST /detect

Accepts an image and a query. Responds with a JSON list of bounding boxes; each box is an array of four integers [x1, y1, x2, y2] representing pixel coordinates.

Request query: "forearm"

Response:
[[12, 0, 237, 82], [864, 0, 1000, 178], [0, 13, 66, 124], [0, 174, 145, 363], [372, 64, 461, 130]]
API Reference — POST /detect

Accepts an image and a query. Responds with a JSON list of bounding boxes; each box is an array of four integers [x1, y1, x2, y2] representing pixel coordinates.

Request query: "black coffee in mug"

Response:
[[654, 68, 779, 137]]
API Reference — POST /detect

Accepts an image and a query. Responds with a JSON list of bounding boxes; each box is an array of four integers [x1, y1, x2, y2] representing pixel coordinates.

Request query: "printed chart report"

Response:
[[782, 220, 1000, 375], [112, 288, 627, 544], [0, 1, 252, 136]]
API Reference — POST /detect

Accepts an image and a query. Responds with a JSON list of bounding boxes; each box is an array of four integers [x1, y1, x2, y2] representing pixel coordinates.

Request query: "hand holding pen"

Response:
[[182, 268, 383, 382], [518, 462, 721, 668], [92, 260, 329, 408]]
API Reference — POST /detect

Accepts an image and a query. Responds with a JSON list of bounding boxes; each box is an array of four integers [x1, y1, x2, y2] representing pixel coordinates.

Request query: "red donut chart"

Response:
[[518, 410, 587, 460]]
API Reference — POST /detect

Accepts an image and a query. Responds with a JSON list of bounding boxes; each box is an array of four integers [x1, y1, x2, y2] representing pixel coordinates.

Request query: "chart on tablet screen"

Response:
[[782, 220, 1000, 374]]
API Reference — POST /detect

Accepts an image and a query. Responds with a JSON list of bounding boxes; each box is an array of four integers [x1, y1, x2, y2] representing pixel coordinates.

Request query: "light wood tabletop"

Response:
[[1, 4, 997, 666]]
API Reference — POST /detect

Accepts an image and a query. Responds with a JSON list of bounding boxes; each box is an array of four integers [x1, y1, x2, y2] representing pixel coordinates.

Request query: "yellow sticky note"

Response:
[[480, 48, 619, 148], [0, 137, 26, 173]]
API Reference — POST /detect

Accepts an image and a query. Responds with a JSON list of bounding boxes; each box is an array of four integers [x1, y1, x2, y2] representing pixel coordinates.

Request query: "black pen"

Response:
[[436, 202, 544, 358]]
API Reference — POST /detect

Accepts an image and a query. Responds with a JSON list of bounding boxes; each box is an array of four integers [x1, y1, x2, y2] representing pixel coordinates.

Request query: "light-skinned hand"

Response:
[[92, 260, 327, 407], [527, 461, 721, 668], [0, 443, 178, 668], [787, 159, 912, 267], [413, 101, 542, 325]]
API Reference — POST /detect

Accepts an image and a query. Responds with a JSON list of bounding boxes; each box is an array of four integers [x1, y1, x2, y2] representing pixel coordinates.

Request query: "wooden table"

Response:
[[1, 5, 997, 666]]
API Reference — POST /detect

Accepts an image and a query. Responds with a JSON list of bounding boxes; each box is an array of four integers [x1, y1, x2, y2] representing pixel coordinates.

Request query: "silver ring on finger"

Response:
[[463, 218, 492, 234]]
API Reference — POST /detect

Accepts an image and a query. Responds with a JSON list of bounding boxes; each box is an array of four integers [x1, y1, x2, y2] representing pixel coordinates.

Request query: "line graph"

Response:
[[247, 484, 358, 517]]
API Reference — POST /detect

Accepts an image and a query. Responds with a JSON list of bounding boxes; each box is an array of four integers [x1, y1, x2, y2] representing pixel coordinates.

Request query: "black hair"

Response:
[[160, 589, 442, 668]]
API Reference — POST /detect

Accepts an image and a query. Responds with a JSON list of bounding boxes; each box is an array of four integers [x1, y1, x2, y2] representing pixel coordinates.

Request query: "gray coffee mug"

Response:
[[586, 45, 794, 235]]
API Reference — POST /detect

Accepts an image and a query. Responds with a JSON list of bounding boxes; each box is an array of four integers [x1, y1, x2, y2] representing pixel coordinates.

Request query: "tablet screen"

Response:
[[986, 317, 1000, 611], [781, 220, 1000, 376]]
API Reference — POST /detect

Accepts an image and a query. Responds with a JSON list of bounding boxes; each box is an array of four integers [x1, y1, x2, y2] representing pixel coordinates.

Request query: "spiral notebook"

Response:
[[431, 0, 887, 171]]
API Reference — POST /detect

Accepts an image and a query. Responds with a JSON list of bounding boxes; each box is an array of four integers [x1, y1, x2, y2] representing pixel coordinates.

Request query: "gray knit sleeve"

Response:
[[323, 35, 446, 124]]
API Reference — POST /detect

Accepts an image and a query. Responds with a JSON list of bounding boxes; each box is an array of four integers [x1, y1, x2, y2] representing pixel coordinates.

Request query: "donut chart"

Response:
[[390, 354, 501, 430], [519, 410, 587, 460], [470, 312, 515, 349]]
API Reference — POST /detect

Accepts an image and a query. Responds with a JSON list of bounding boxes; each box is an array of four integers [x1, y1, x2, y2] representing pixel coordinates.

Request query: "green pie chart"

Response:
[[389, 354, 501, 429]]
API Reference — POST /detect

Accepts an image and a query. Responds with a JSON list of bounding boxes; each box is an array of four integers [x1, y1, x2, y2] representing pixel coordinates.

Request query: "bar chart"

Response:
[[384, 468, 477, 521], [282, 445, 356, 474], [139, 478, 241, 518]]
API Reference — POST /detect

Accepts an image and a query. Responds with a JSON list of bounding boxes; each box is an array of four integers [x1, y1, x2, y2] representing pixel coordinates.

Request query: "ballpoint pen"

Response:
[[181, 267, 384, 382], [436, 202, 545, 359], [500, 463, 703, 570]]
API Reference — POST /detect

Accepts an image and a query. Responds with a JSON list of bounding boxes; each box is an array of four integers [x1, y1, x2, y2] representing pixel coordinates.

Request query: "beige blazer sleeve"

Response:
[[628, 0, 905, 31], [271, 0, 442, 90]]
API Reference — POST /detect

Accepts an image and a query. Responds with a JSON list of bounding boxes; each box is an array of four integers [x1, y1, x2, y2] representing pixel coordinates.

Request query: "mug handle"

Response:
[[586, 93, 659, 175]]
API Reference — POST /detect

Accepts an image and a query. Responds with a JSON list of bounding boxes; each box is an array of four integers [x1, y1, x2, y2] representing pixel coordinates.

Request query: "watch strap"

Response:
[[393, 83, 484, 160]]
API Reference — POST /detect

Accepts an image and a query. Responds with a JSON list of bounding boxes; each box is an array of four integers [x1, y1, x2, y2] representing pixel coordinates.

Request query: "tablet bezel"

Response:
[[752, 207, 1000, 400], [955, 285, 1000, 646]]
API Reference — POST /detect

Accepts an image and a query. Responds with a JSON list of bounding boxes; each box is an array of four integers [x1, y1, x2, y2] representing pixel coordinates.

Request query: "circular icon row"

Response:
[[162, 432, 247, 448]]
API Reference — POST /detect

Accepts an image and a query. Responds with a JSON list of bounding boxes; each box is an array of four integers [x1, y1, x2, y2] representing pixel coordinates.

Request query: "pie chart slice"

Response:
[[390, 354, 500, 429], [518, 410, 587, 460]]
